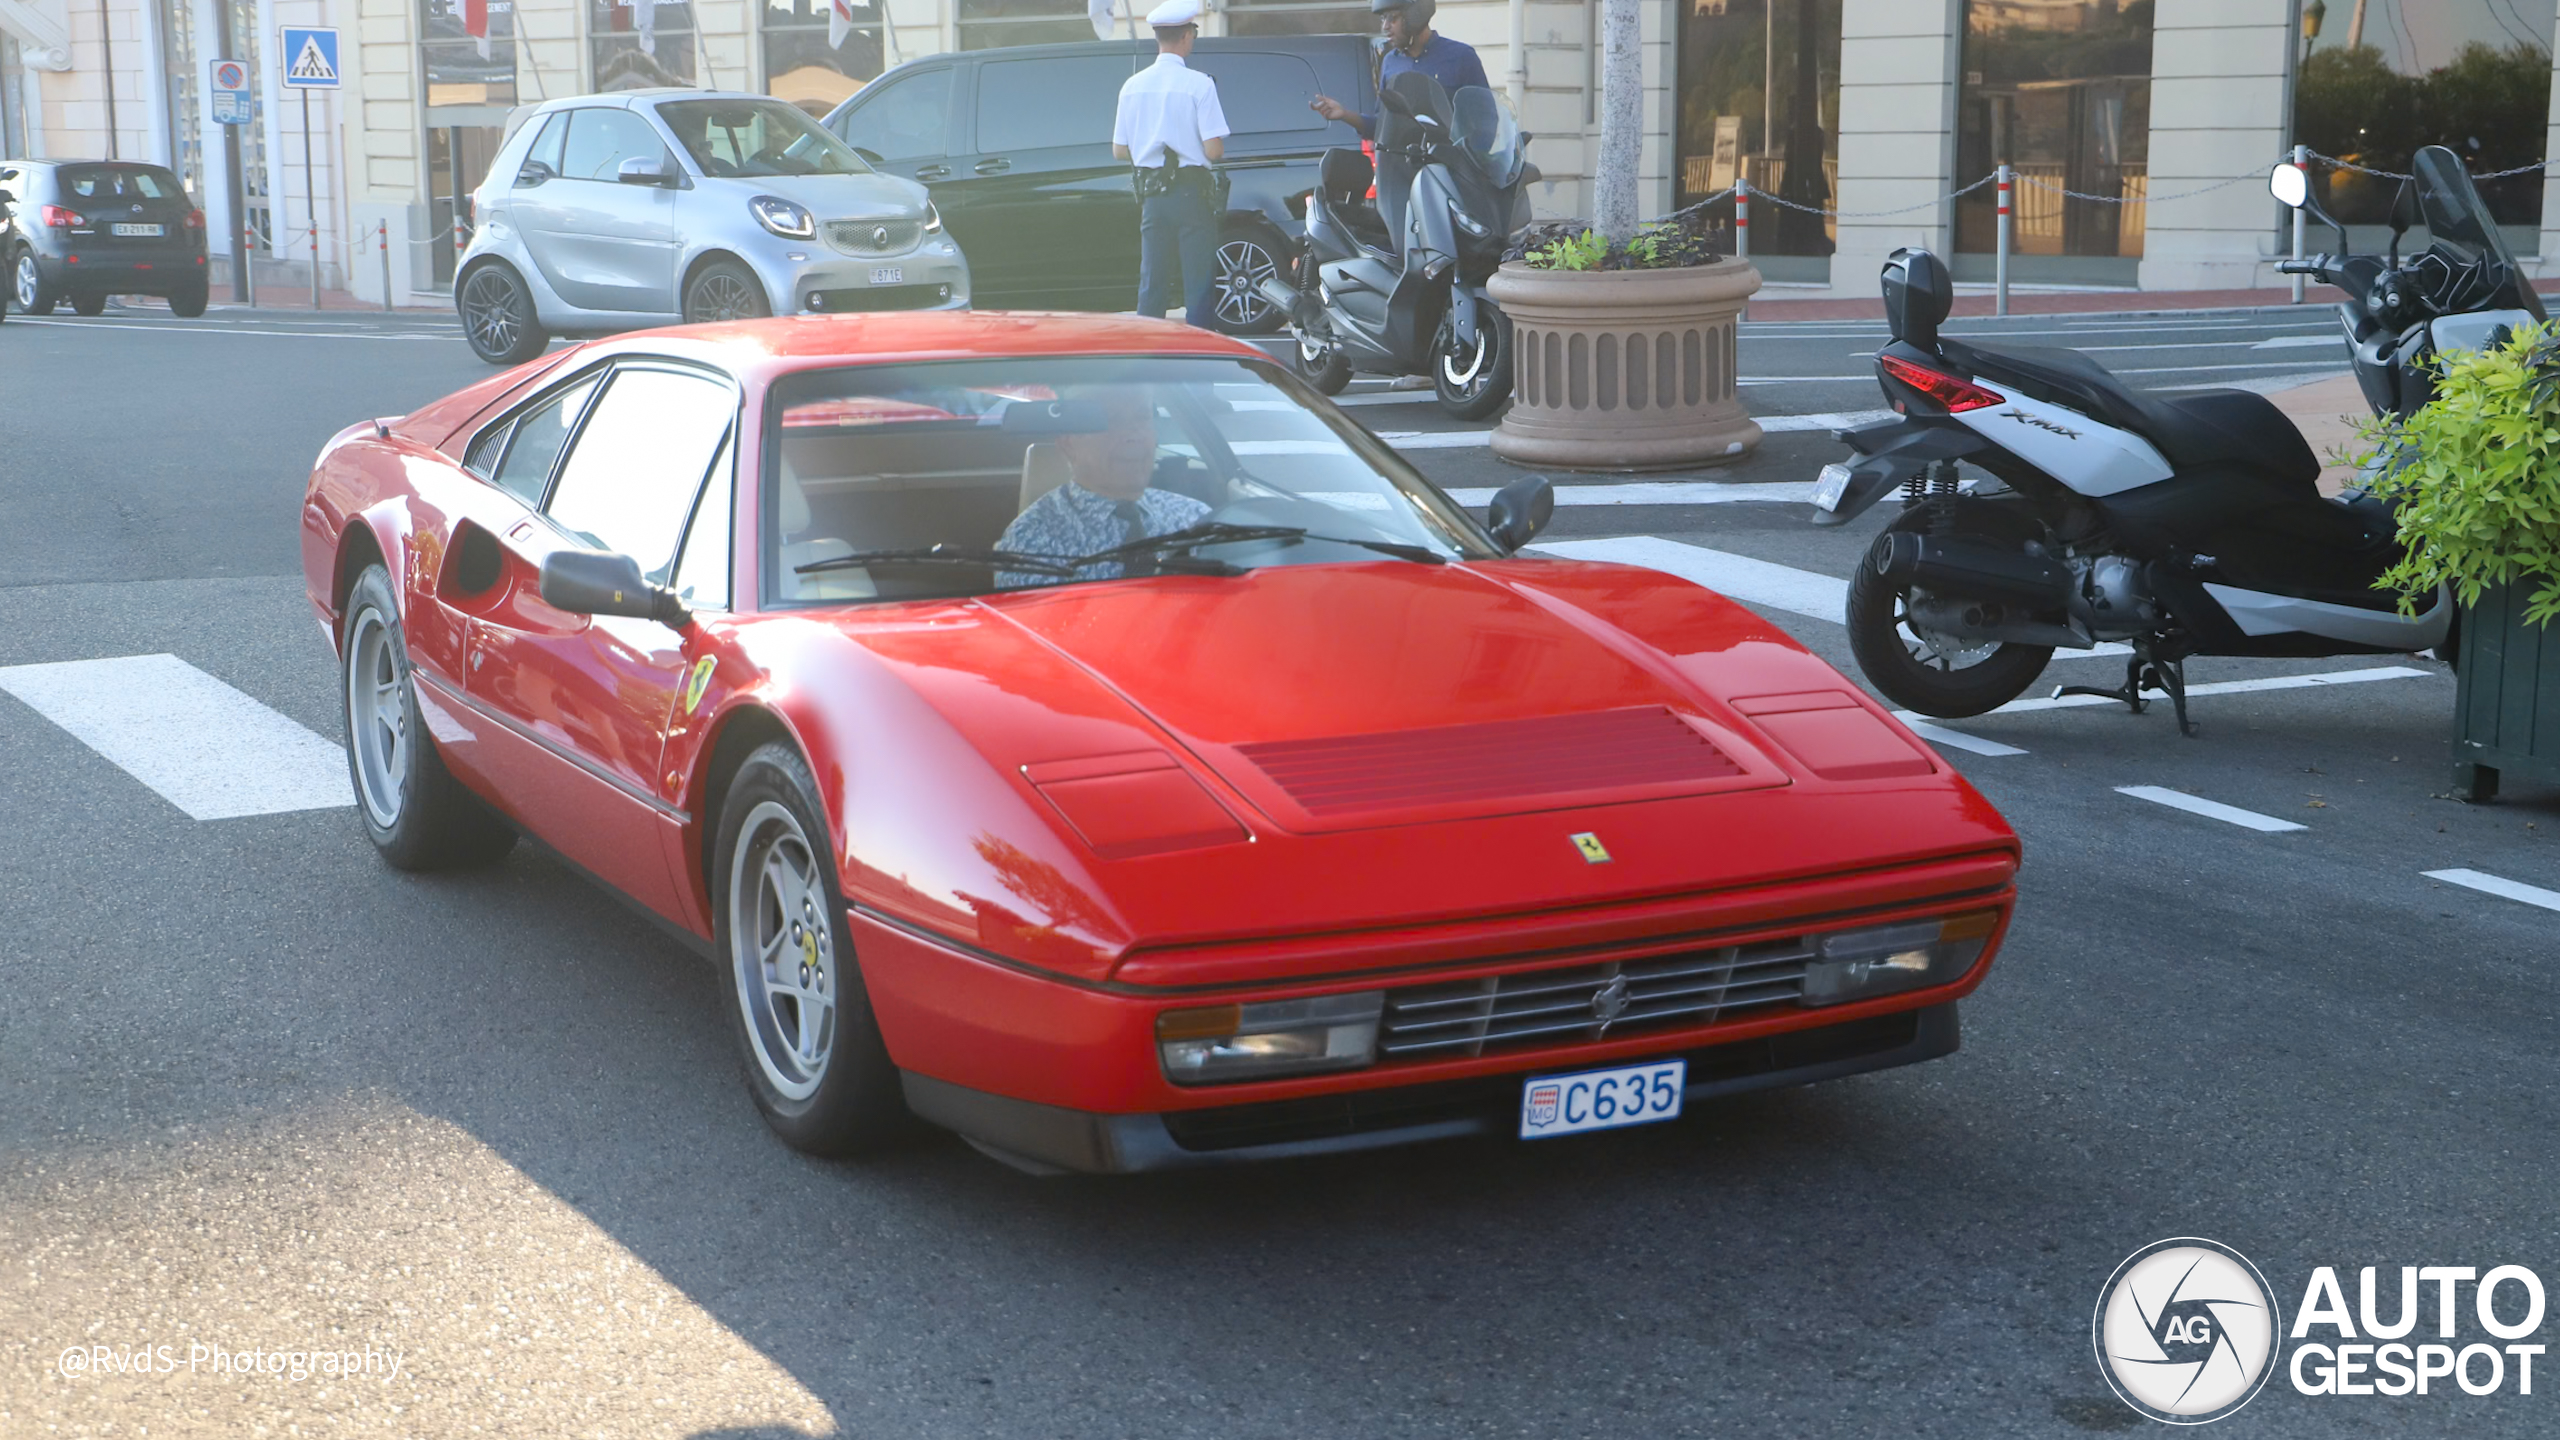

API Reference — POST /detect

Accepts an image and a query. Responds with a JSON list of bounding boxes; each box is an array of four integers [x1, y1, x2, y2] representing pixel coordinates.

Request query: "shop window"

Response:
[[1954, 0, 2152, 275], [423, 0, 518, 108], [957, 0, 1095, 51], [1675, 0, 1840, 277], [764, 0, 885, 118], [2292, 1, 2554, 254], [591, 0, 699, 89], [1225, 2, 1373, 37]]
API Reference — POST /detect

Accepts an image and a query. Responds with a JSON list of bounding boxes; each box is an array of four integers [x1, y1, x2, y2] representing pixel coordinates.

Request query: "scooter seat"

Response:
[[1943, 340, 2319, 488]]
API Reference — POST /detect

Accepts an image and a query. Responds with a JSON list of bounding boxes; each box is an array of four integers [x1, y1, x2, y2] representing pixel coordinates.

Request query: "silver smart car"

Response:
[[455, 89, 970, 364]]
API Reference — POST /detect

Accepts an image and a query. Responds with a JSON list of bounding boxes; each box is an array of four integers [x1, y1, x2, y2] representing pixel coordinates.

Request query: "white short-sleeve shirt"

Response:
[[1112, 54, 1231, 169]]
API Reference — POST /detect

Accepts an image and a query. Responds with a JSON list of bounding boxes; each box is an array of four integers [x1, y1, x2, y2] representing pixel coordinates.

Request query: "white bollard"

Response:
[[1995, 164, 2012, 317]]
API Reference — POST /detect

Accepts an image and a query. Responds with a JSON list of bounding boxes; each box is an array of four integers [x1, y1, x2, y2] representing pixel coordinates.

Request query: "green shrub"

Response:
[[2359, 321, 2560, 626]]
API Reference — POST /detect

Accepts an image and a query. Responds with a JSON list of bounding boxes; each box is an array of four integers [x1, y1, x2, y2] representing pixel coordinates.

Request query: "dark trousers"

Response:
[[1138, 184, 1219, 326]]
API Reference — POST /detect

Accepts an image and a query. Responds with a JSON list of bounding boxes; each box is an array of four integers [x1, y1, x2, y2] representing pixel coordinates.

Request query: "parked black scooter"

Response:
[[1262, 72, 1530, 420]]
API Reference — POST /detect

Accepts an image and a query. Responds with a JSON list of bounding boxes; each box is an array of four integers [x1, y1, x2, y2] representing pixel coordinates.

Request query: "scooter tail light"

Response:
[[40, 203, 84, 228], [1877, 353, 2004, 413]]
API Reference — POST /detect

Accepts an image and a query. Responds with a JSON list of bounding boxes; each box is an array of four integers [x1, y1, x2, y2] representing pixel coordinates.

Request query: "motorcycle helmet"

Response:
[[1370, 0, 1436, 26]]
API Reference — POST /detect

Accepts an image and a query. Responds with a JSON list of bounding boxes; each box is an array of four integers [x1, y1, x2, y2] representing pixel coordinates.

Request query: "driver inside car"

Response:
[[995, 386, 1211, 587]]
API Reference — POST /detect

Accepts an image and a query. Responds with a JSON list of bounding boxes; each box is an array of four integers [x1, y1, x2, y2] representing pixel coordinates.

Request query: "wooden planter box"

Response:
[[1487, 258, 1763, 472], [2453, 582, 2560, 802]]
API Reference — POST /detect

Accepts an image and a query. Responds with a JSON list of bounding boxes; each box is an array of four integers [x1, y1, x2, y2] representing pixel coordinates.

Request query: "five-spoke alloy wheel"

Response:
[[339, 565, 518, 868]]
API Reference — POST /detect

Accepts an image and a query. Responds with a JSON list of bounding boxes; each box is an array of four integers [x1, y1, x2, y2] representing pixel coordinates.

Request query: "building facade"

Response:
[[5, 0, 2557, 304]]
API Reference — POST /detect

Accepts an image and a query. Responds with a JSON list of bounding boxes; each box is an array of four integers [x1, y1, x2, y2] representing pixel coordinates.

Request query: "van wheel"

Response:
[[684, 259, 771, 324], [458, 262, 549, 365], [1206, 221, 1288, 335]]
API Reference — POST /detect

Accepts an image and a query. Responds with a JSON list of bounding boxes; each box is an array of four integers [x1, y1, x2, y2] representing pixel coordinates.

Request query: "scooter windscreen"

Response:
[[1451, 87, 1525, 190], [2412, 145, 2547, 320]]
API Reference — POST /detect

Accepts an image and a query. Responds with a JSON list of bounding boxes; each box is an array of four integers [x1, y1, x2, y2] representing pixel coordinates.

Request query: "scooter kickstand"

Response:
[[2147, 653, 2197, 737], [2051, 651, 2150, 716]]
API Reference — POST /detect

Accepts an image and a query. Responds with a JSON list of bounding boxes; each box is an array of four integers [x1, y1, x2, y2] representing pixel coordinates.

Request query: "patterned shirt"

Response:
[[996, 481, 1212, 588]]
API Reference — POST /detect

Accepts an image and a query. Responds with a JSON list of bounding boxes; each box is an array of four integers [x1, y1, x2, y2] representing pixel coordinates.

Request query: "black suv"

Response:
[[824, 35, 1376, 334], [1, 160, 211, 318]]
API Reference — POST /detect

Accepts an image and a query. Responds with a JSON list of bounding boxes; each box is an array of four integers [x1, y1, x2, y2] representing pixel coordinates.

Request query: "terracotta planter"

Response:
[[1489, 259, 1764, 471]]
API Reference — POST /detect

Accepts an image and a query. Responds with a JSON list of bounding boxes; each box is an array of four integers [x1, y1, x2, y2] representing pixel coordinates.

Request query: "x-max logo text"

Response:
[[2000, 408, 2081, 439]]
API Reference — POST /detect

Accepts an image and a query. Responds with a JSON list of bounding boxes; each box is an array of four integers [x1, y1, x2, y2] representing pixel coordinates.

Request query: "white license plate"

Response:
[[113, 222, 165, 237], [1520, 1059, 1685, 1139], [870, 266, 904, 285], [1812, 462, 1855, 512]]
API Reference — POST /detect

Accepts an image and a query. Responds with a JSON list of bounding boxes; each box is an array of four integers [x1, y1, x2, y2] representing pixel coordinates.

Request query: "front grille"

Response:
[[1236, 707, 1743, 819], [805, 282, 952, 313], [822, 218, 924, 257], [1378, 935, 1819, 1059], [1161, 1010, 1926, 1152]]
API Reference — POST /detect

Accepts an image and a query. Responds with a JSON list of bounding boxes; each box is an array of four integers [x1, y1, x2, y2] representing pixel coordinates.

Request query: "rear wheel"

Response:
[[683, 258, 771, 324], [457, 262, 549, 365], [168, 278, 208, 318], [715, 741, 911, 1156], [1204, 221, 1288, 335], [16, 251, 58, 315], [341, 565, 518, 869], [1432, 300, 1513, 420], [1845, 513, 2054, 718], [69, 293, 106, 316]]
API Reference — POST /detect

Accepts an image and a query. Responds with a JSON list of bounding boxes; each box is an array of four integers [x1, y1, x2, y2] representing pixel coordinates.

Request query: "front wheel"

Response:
[[1433, 300, 1513, 420], [1844, 520, 2053, 718], [715, 742, 910, 1156], [457, 262, 549, 365], [683, 258, 771, 324]]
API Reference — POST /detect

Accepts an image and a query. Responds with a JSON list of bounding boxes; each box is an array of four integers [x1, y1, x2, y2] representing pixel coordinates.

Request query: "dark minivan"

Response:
[[1, 161, 211, 317], [824, 35, 1375, 334]]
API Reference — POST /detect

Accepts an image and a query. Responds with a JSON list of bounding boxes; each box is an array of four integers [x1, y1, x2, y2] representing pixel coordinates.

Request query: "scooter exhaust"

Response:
[[1873, 532, 2072, 607], [1256, 276, 1318, 330]]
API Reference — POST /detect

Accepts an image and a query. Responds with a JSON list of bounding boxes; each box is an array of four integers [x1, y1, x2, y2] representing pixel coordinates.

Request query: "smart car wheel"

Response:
[[340, 565, 519, 869], [16, 250, 58, 314], [684, 259, 771, 324], [715, 742, 909, 1156], [1206, 223, 1287, 336], [1432, 301, 1513, 421], [457, 262, 549, 366], [70, 293, 106, 316]]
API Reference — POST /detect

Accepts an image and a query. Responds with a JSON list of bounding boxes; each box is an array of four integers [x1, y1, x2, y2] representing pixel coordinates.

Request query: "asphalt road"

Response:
[[3, 301, 2556, 1439]]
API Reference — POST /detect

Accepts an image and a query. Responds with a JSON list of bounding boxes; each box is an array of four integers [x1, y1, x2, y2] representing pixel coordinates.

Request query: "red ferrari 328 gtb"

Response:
[[300, 312, 2020, 1173]]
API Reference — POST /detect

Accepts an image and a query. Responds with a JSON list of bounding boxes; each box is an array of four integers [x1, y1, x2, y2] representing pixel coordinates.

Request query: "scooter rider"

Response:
[[1309, 0, 1487, 253]]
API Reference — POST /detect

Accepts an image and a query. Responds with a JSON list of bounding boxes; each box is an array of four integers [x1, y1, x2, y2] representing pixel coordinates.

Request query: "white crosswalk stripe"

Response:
[[0, 654, 351, 819]]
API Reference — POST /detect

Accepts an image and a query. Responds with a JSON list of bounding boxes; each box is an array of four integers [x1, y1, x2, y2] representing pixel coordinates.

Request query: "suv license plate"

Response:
[[1812, 463, 1855, 512], [871, 266, 903, 285], [113, 222, 165, 237], [1520, 1059, 1684, 1139]]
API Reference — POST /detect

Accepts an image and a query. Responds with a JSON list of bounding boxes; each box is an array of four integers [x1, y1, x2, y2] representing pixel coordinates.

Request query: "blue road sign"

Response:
[[280, 27, 340, 89], [208, 58, 252, 124]]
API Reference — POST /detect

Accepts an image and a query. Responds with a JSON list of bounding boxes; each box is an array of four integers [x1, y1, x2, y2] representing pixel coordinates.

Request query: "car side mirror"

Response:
[[1485, 474, 1555, 552], [617, 156, 676, 187], [540, 548, 691, 627]]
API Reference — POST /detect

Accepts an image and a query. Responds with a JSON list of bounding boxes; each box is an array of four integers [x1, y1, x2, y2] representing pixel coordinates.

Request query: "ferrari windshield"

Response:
[[765, 357, 1497, 605]]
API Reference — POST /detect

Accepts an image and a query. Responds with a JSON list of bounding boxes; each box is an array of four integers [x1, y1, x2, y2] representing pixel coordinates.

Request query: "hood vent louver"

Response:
[[1234, 707, 1745, 819]]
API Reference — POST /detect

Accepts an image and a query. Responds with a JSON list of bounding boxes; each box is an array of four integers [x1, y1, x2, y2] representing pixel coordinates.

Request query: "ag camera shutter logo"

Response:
[[2093, 1237, 2281, 1424]]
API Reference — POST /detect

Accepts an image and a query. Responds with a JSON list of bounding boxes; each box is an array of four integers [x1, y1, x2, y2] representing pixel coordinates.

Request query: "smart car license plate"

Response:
[[871, 266, 904, 285], [114, 222, 164, 237], [1811, 462, 1855, 512], [1519, 1059, 1684, 1139]]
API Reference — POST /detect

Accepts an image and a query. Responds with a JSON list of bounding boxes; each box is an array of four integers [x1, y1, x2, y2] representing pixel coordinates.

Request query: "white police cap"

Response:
[[1146, 0, 1201, 26]]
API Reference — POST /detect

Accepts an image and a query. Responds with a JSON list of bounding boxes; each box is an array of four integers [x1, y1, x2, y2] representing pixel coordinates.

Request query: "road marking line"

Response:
[[2252, 333, 2346, 350], [1958, 665, 2431, 717], [0, 654, 352, 819], [2423, 868, 2560, 914], [1897, 719, 2029, 757], [1381, 409, 1894, 450], [1447, 481, 1818, 506], [5, 318, 446, 341], [2115, 785, 2307, 832]]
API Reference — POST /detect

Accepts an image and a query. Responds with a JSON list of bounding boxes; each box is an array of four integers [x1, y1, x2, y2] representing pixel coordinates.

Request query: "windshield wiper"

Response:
[[795, 545, 1075, 577], [1073, 521, 1446, 570]]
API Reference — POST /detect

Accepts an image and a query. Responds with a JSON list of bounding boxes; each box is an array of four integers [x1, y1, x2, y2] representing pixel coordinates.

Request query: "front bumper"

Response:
[[905, 1003, 1960, 1173], [748, 237, 972, 314]]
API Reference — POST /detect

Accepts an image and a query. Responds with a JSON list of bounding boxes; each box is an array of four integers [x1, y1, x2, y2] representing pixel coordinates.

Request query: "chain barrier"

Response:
[[2304, 150, 2551, 182]]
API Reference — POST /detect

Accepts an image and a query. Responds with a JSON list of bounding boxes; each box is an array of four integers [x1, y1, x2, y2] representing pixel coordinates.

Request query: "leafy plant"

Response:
[[1527, 228, 1610, 271], [1515, 217, 1722, 272], [2356, 321, 2560, 626]]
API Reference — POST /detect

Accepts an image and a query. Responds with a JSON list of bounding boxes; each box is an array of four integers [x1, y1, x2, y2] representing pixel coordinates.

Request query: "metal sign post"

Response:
[[280, 26, 341, 312], [2290, 143, 2308, 305], [208, 57, 254, 304]]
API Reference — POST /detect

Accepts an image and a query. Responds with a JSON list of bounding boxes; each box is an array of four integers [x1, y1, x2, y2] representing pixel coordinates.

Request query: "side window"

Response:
[[974, 58, 1126, 153], [559, 108, 674, 183], [518, 112, 568, 183], [488, 376, 600, 505], [673, 435, 734, 610], [544, 368, 735, 580], [1190, 54, 1328, 138], [837, 68, 950, 162]]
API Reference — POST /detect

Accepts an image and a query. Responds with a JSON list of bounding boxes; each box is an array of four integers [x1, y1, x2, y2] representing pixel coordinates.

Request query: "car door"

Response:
[[942, 53, 1142, 309], [462, 360, 738, 920], [509, 105, 683, 315]]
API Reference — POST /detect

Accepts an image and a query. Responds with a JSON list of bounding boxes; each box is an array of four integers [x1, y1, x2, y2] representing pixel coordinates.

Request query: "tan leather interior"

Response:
[[1019, 442, 1075, 513]]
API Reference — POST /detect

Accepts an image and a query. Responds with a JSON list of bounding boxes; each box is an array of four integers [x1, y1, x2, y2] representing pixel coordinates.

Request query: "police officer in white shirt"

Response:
[[1112, 0, 1230, 325]]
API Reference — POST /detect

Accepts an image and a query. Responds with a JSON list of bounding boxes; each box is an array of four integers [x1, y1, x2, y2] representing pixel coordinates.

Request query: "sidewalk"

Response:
[[1747, 276, 2560, 323]]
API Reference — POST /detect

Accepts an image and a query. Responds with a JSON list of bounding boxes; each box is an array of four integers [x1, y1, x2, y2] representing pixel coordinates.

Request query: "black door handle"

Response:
[[973, 158, 1011, 175], [915, 165, 950, 180]]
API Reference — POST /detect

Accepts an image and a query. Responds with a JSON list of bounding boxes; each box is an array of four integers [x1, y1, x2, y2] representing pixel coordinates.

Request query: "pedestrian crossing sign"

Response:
[[280, 26, 340, 88]]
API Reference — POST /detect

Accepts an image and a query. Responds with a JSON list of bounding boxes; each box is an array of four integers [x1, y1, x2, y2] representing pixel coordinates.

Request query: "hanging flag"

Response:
[[1088, 0, 1115, 41], [635, 0, 657, 57], [828, 0, 864, 51], [463, 0, 490, 61]]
